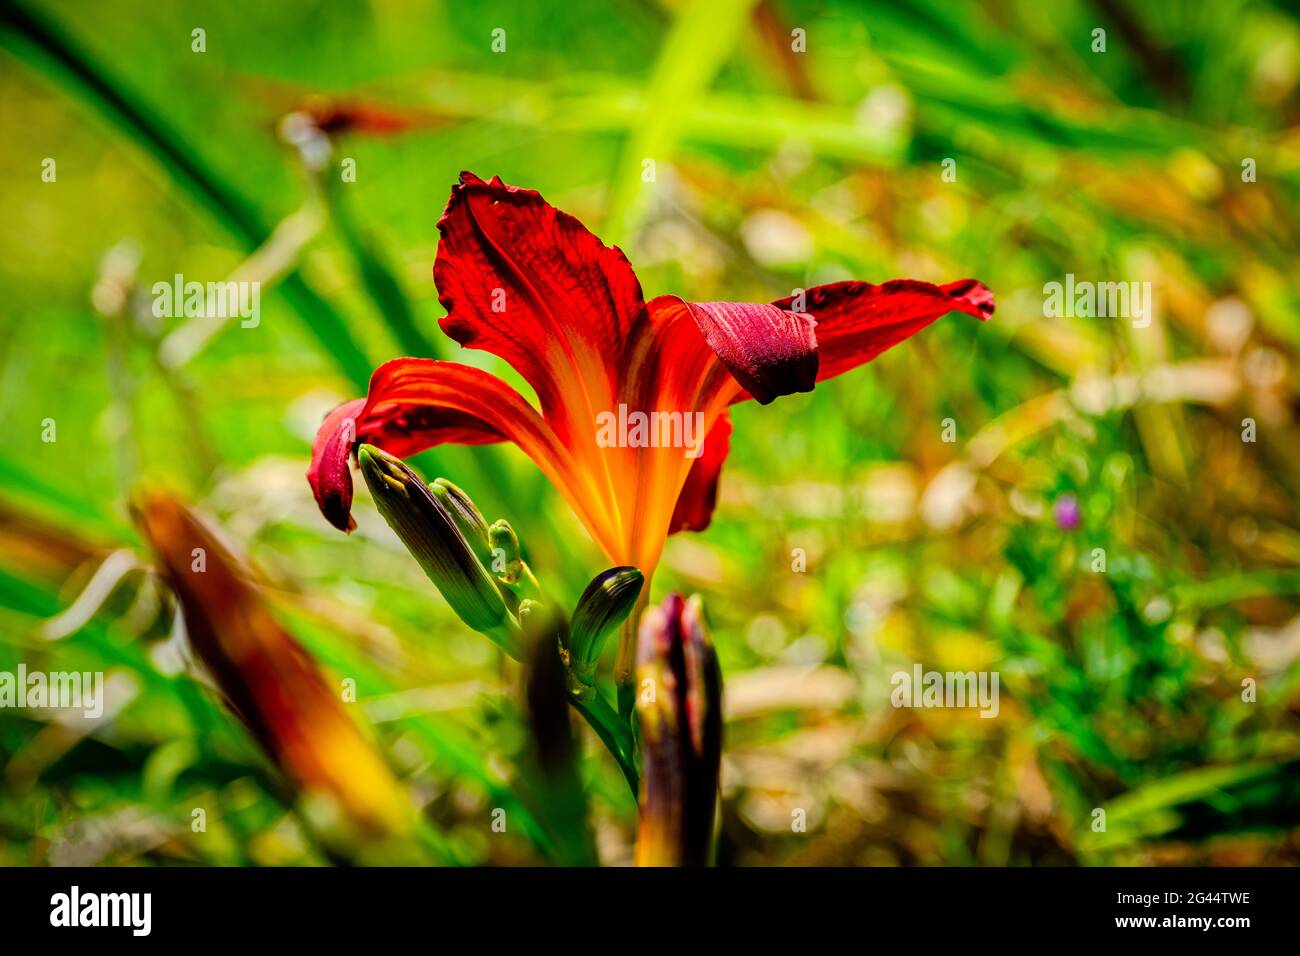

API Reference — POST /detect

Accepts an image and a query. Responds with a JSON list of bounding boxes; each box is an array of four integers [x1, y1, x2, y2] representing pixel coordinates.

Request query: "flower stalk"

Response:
[[557, 567, 644, 793], [359, 446, 643, 792]]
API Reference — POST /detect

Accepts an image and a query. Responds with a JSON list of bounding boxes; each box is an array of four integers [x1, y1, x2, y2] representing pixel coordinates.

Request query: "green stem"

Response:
[[569, 690, 638, 797], [614, 588, 650, 721]]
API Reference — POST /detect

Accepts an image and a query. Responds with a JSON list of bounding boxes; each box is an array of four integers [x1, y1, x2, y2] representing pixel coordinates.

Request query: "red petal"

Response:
[[434, 171, 647, 447], [306, 358, 623, 558], [669, 412, 732, 534], [675, 299, 818, 405], [619, 298, 744, 565], [626, 297, 739, 414], [358, 403, 505, 458], [772, 279, 993, 384], [307, 399, 365, 533], [306, 392, 507, 534]]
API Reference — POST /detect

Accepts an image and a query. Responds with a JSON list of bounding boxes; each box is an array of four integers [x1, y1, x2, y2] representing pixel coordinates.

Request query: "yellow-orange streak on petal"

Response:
[[616, 299, 743, 574], [369, 359, 625, 562]]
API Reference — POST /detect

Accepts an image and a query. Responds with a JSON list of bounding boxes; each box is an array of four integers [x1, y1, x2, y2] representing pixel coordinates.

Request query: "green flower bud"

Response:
[[488, 519, 523, 585], [430, 478, 493, 568], [358, 445, 520, 658], [565, 567, 644, 688]]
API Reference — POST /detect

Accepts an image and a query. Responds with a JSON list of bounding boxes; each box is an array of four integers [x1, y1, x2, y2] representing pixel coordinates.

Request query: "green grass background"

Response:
[[1, 0, 1299, 865]]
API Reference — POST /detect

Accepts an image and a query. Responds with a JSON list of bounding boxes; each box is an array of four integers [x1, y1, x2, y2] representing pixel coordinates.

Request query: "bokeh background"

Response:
[[3, 0, 1300, 866]]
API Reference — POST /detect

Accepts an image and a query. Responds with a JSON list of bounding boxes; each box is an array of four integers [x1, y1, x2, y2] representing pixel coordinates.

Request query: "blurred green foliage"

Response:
[[2, 0, 1299, 865]]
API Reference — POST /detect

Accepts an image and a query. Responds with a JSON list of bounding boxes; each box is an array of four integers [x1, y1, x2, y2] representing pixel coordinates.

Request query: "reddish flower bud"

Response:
[[133, 490, 412, 847], [635, 593, 722, 866]]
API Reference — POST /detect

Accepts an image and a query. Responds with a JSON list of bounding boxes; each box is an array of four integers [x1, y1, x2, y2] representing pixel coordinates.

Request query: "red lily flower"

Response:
[[308, 172, 993, 576]]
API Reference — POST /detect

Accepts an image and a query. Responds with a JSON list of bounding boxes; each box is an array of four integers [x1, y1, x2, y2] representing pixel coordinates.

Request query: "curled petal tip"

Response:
[[943, 278, 996, 319], [307, 399, 366, 534], [682, 299, 819, 405]]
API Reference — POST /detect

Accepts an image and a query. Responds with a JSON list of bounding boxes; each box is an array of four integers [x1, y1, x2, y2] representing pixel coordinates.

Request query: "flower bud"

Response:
[[564, 567, 643, 690], [635, 593, 722, 867], [132, 490, 413, 848], [488, 519, 523, 586], [431, 478, 493, 566], [358, 445, 520, 658]]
